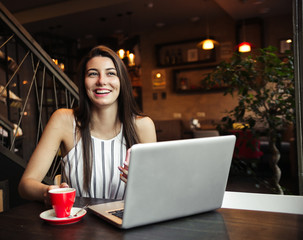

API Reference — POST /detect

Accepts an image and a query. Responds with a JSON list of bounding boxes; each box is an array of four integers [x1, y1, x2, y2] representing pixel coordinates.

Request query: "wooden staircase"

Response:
[[0, 2, 79, 209]]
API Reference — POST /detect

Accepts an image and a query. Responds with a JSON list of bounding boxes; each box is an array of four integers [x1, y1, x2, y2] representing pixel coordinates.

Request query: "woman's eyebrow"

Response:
[[86, 67, 116, 71], [106, 67, 117, 71], [86, 68, 98, 72]]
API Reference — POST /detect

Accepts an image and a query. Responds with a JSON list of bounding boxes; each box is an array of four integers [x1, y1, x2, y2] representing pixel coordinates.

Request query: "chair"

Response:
[[229, 130, 263, 159], [0, 180, 9, 212], [192, 129, 219, 138], [154, 120, 183, 141]]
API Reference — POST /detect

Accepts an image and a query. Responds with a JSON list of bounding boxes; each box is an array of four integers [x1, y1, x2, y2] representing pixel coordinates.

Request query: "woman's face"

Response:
[[85, 56, 120, 109]]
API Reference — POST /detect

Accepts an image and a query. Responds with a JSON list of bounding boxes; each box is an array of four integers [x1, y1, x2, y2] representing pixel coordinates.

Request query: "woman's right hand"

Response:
[[43, 182, 69, 206]]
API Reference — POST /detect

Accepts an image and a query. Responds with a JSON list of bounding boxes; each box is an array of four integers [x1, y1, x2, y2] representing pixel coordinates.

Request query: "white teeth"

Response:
[[95, 90, 110, 94]]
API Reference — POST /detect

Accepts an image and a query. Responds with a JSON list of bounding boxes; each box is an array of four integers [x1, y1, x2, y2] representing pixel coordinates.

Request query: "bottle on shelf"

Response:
[[164, 50, 171, 65], [176, 49, 183, 64]]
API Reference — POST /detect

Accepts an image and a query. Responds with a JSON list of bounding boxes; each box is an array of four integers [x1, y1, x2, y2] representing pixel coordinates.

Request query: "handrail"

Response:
[[0, 2, 79, 184], [0, 2, 79, 99]]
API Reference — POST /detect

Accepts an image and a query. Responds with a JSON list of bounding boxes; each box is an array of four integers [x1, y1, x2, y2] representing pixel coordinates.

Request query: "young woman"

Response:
[[18, 45, 157, 205]]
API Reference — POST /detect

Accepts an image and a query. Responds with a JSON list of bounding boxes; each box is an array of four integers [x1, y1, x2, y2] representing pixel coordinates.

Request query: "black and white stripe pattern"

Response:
[[62, 127, 127, 199]]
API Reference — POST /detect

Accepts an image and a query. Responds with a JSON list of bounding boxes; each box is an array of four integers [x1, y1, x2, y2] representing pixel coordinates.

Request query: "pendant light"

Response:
[[126, 11, 135, 66], [197, 0, 218, 50], [238, 42, 252, 53], [202, 39, 215, 50], [237, 19, 252, 53], [117, 49, 125, 59], [128, 52, 135, 66], [199, 21, 219, 50], [116, 12, 136, 66]]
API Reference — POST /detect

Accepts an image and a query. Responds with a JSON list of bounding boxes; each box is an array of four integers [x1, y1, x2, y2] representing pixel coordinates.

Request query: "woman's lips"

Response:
[[95, 89, 111, 94], [94, 89, 111, 96]]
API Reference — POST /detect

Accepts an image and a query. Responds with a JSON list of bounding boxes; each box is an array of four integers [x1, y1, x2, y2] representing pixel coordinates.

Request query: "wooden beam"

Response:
[[13, 0, 130, 24]]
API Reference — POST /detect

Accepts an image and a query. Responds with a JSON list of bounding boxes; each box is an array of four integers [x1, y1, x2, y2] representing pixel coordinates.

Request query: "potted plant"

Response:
[[203, 46, 295, 194]]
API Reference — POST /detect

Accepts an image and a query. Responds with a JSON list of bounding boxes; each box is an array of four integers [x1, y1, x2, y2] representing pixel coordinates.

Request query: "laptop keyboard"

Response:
[[108, 209, 124, 219]]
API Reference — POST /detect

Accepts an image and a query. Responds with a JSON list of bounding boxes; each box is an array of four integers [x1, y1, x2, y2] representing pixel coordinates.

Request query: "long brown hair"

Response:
[[74, 45, 142, 193]]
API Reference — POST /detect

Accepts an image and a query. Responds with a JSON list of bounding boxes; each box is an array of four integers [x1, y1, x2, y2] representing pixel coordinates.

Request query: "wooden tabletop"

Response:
[[0, 197, 302, 240]]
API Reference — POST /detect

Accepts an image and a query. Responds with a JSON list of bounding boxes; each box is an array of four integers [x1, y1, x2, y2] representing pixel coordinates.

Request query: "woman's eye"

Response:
[[87, 72, 98, 77], [107, 71, 117, 76]]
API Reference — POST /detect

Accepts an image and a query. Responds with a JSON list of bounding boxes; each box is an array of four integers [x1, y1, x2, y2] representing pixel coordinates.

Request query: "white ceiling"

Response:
[[1, 0, 292, 40]]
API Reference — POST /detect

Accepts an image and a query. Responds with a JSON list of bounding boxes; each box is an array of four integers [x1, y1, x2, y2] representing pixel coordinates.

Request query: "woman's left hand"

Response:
[[118, 162, 128, 183], [119, 148, 130, 183]]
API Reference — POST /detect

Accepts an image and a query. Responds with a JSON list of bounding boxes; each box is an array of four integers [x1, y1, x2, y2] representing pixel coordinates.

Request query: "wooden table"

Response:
[[0, 197, 302, 240]]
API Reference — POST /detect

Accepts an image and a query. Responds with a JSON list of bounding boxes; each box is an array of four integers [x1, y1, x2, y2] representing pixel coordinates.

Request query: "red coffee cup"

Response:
[[49, 188, 76, 218]]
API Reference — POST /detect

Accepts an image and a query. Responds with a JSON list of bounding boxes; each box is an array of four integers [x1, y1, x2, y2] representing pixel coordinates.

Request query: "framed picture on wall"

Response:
[[187, 49, 198, 62], [279, 39, 292, 53], [152, 69, 166, 90]]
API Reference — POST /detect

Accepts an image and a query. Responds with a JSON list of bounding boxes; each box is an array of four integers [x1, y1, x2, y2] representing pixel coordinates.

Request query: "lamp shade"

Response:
[[238, 42, 252, 53], [117, 49, 125, 59], [202, 39, 214, 50], [128, 52, 135, 66], [198, 39, 219, 50]]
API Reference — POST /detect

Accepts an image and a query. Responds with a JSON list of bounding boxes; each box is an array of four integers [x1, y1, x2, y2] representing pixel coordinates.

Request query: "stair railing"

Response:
[[0, 3, 79, 184]]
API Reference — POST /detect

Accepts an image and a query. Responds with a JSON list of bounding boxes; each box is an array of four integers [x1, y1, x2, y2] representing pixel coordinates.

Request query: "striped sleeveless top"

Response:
[[62, 124, 127, 199]]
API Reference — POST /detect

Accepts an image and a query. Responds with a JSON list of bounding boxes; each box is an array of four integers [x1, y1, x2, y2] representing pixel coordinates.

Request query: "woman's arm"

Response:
[[18, 109, 73, 204]]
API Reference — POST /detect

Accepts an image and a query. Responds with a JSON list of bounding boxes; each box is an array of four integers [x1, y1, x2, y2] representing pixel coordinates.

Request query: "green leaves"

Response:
[[205, 46, 295, 136]]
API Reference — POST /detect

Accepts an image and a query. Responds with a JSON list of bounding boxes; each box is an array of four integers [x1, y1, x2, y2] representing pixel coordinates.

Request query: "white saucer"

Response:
[[40, 207, 87, 225]]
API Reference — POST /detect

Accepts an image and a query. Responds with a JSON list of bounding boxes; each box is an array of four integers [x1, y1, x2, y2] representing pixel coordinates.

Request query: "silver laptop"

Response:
[[88, 135, 236, 229]]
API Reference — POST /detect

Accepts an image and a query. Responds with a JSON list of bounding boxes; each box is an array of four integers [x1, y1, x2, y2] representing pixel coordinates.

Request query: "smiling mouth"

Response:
[[95, 89, 111, 94]]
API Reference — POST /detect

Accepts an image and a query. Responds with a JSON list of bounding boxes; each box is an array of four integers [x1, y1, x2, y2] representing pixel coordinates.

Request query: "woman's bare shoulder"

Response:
[[44, 109, 75, 136], [50, 108, 74, 124], [135, 115, 154, 127], [134, 116, 157, 143]]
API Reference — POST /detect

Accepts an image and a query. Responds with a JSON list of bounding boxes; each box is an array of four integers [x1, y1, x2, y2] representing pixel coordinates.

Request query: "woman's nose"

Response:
[[96, 73, 106, 85]]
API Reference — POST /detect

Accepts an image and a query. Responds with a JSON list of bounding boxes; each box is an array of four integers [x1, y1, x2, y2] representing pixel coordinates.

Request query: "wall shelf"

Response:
[[173, 66, 225, 94], [155, 38, 216, 67]]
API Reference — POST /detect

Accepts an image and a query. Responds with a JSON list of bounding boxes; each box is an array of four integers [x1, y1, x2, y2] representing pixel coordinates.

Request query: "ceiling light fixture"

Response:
[[238, 19, 252, 53], [200, 38, 219, 50], [146, 1, 154, 8], [238, 42, 252, 53], [155, 22, 165, 28], [117, 49, 125, 59], [116, 12, 136, 67], [198, 0, 218, 50]]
